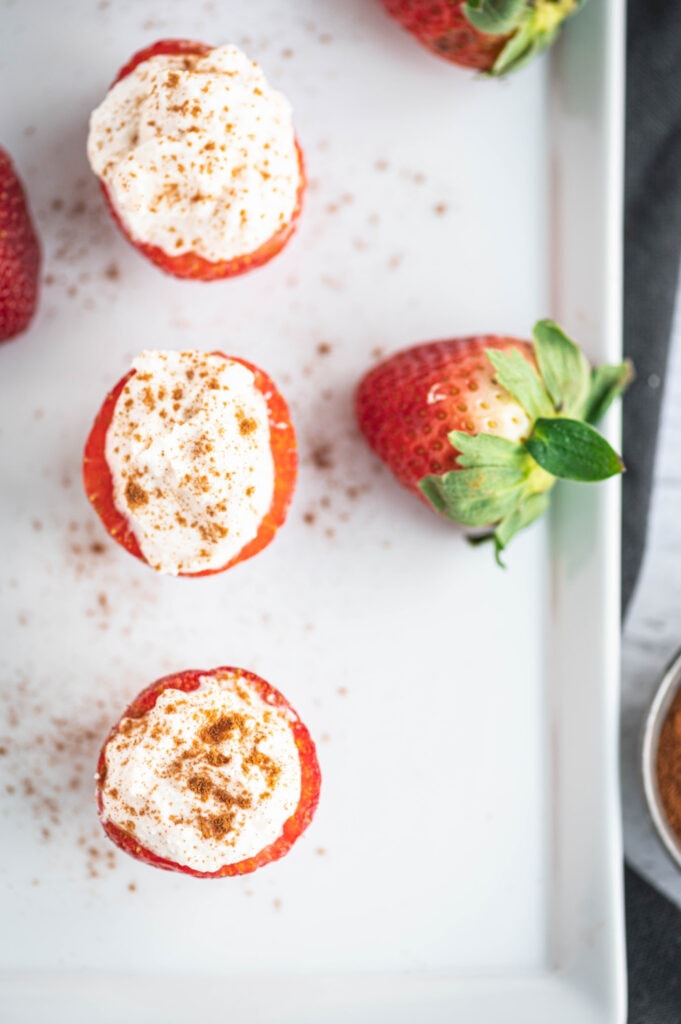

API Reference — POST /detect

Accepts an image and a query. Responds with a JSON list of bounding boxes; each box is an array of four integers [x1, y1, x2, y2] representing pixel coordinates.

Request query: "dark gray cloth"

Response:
[[623, 1, 681, 1020], [626, 865, 681, 1024], [622, 0, 681, 616]]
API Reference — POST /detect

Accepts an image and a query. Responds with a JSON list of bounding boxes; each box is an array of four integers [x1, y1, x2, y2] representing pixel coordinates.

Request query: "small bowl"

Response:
[[642, 647, 681, 870]]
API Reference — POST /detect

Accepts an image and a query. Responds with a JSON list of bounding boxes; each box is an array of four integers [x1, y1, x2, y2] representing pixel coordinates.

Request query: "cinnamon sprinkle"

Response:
[[199, 713, 246, 745], [125, 479, 148, 510], [238, 415, 257, 436]]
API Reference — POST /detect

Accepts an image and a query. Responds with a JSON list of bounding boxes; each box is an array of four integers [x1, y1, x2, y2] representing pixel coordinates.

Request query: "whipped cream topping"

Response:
[[87, 44, 300, 261], [99, 672, 303, 872], [105, 350, 275, 575]]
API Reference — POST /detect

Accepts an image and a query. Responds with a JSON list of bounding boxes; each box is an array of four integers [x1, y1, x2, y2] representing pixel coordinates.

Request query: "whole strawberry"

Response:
[[0, 148, 40, 342], [381, 0, 586, 75], [356, 320, 631, 560]]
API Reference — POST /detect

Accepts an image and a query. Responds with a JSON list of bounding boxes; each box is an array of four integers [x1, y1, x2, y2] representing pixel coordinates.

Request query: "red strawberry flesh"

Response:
[[381, 0, 508, 69], [0, 148, 40, 342], [356, 336, 534, 499]]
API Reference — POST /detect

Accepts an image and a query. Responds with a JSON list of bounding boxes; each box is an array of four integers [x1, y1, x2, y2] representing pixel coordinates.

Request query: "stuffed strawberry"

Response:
[[0, 147, 40, 342], [83, 350, 297, 576], [356, 320, 631, 561], [380, 0, 586, 75], [87, 40, 305, 280], [96, 666, 321, 877]]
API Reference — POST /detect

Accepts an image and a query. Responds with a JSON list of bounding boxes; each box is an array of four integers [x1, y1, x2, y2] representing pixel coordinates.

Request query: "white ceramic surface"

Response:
[[0, 0, 625, 1020]]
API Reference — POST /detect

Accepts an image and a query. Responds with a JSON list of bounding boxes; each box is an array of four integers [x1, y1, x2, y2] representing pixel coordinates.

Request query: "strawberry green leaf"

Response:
[[419, 466, 528, 527], [525, 417, 624, 481], [485, 348, 554, 421], [463, 0, 528, 35], [494, 489, 552, 550], [418, 475, 449, 515], [487, 0, 585, 77], [448, 431, 530, 469], [532, 319, 591, 416], [491, 20, 544, 75], [584, 360, 635, 425]]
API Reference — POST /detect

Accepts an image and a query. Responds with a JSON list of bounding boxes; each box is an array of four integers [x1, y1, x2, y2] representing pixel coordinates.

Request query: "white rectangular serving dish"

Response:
[[0, 1, 625, 1020]]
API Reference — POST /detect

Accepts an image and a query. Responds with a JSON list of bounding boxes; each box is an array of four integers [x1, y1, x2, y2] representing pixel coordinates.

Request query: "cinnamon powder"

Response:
[[656, 687, 681, 840]]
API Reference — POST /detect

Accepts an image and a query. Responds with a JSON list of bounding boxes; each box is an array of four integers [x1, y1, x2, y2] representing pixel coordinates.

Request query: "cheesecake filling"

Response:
[[105, 350, 274, 575]]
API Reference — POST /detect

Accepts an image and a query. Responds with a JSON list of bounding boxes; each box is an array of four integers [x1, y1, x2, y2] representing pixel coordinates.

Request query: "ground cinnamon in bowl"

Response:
[[656, 687, 681, 846], [642, 649, 681, 869]]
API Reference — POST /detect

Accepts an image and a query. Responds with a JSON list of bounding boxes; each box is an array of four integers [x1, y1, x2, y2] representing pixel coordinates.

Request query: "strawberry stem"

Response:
[[463, 0, 587, 77]]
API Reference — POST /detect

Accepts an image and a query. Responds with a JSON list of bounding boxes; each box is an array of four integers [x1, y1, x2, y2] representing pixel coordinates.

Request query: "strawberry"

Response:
[[380, 0, 586, 75], [0, 148, 40, 342], [91, 39, 305, 282], [83, 351, 297, 576], [96, 667, 321, 877], [356, 320, 632, 560]]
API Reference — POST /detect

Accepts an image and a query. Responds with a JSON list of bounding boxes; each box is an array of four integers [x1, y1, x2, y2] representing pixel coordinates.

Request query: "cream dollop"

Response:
[[104, 350, 275, 575], [99, 672, 303, 872], [87, 44, 300, 261]]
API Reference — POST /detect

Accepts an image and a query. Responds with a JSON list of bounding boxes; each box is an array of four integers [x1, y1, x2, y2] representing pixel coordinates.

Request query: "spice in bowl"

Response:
[[642, 649, 681, 869], [655, 687, 681, 845]]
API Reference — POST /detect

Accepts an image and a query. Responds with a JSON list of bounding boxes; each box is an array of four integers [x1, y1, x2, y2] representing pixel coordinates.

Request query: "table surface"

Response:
[[622, 273, 681, 905]]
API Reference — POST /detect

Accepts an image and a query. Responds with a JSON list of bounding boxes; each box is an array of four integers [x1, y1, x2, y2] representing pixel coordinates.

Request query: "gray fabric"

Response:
[[622, 0, 681, 617], [626, 864, 681, 1024], [623, 1, 681, 1019]]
